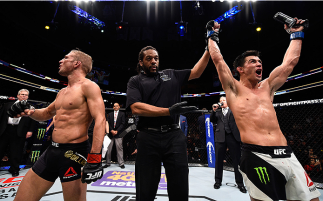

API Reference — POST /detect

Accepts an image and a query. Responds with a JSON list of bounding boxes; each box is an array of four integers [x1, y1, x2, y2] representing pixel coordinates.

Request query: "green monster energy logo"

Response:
[[31, 151, 40, 162], [254, 167, 270, 184], [37, 128, 46, 140]]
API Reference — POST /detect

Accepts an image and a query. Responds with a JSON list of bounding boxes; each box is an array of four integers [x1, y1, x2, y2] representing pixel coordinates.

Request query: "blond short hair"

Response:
[[70, 50, 93, 74]]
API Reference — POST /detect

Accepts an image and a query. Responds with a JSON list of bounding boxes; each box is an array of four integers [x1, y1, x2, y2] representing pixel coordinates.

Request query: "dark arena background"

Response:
[[1, 0, 323, 200]]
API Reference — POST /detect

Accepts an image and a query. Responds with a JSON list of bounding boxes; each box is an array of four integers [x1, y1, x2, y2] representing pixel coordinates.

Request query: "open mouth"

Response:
[[256, 69, 262, 76]]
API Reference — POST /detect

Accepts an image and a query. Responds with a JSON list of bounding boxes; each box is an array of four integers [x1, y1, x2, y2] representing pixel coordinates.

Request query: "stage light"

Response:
[[175, 21, 187, 37], [214, 4, 243, 23], [45, 25, 50, 30], [256, 27, 261, 32], [70, 5, 105, 29], [101, 30, 104, 33]]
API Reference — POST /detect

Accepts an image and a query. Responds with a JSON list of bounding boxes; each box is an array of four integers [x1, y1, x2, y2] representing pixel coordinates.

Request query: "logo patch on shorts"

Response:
[[304, 171, 314, 187], [274, 149, 286, 155], [254, 167, 270, 184], [64, 167, 78, 179]]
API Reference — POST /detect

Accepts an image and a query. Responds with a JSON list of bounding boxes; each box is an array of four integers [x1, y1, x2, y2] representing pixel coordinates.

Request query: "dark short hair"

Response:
[[136, 46, 158, 73], [233, 50, 261, 69]]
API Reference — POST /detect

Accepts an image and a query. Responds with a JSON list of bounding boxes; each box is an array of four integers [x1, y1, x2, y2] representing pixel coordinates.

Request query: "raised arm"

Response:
[[189, 50, 210, 80], [207, 21, 237, 94], [83, 81, 106, 153], [268, 18, 305, 94]]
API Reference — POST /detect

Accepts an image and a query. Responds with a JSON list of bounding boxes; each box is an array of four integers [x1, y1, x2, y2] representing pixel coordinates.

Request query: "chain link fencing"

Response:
[[120, 99, 323, 186], [1, 97, 323, 186]]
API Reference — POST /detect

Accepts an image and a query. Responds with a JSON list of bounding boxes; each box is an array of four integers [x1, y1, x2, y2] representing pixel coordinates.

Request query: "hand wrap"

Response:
[[205, 20, 220, 51], [81, 153, 103, 184], [290, 31, 304, 40]]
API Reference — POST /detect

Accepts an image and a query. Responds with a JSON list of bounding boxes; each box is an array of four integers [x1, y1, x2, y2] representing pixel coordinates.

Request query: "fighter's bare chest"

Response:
[[55, 89, 85, 110]]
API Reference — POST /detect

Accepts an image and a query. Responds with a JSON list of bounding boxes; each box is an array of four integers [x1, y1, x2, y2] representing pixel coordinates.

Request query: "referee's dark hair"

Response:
[[136, 46, 159, 73]]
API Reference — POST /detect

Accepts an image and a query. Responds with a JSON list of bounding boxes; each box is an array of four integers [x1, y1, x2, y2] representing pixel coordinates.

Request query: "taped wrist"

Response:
[[290, 31, 304, 40], [87, 153, 102, 164], [207, 30, 219, 44]]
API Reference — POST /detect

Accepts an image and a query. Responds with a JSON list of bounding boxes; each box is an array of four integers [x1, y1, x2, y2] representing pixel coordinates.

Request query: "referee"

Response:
[[126, 46, 210, 201]]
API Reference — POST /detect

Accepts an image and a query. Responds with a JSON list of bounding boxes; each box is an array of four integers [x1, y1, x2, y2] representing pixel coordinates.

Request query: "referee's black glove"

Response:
[[7, 100, 33, 118], [169, 101, 198, 116]]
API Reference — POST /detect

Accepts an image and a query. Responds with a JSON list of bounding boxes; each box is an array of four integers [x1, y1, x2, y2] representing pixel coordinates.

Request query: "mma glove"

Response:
[[205, 20, 219, 51], [169, 101, 198, 116], [287, 19, 309, 40], [7, 100, 34, 118], [81, 153, 103, 184]]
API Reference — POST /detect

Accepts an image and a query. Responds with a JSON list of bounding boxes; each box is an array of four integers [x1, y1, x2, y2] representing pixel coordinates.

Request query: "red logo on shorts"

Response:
[[64, 167, 77, 177], [304, 171, 314, 187]]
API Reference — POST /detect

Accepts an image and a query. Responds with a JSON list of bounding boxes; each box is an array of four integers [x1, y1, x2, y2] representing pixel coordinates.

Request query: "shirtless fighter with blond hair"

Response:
[[10, 49, 106, 201]]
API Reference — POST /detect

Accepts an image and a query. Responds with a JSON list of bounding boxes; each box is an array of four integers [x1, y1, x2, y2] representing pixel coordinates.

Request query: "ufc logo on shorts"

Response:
[[86, 171, 102, 180], [274, 149, 286, 155]]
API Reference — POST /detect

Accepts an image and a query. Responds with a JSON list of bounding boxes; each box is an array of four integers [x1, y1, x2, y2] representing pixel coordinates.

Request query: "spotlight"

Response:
[[70, 5, 105, 29], [45, 25, 50, 30], [214, 4, 243, 23], [101, 30, 104, 33], [175, 21, 188, 37], [116, 21, 128, 31], [256, 27, 261, 32]]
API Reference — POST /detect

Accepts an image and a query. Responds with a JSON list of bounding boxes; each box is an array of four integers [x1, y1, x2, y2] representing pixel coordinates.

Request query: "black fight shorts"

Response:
[[32, 140, 90, 183]]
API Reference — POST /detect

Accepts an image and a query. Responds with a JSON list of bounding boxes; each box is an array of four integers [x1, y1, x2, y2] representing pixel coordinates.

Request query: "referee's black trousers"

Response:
[[135, 129, 188, 201]]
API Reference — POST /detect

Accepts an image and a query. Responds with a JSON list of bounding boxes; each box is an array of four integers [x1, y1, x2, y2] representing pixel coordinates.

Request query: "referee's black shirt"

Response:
[[126, 69, 191, 129]]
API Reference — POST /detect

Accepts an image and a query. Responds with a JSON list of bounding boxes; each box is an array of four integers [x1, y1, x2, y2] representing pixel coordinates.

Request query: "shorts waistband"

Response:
[[242, 143, 292, 158], [142, 124, 180, 133], [51, 140, 89, 148]]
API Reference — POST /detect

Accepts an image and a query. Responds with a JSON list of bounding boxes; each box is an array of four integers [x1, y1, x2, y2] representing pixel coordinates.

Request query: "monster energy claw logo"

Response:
[[254, 167, 270, 184], [31, 151, 40, 162], [37, 128, 46, 140]]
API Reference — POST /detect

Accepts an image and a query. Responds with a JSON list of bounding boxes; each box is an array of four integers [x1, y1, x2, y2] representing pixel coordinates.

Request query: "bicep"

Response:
[[268, 64, 292, 92]]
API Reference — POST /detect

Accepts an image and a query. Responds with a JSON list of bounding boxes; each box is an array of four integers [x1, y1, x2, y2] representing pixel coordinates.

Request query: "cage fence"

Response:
[[1, 97, 323, 187]]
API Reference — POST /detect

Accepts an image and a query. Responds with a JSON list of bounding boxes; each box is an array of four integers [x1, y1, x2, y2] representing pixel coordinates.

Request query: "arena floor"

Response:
[[1, 164, 323, 201]]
